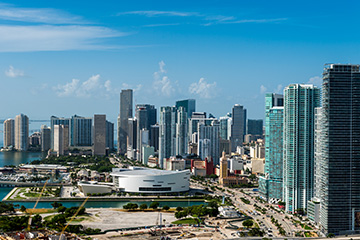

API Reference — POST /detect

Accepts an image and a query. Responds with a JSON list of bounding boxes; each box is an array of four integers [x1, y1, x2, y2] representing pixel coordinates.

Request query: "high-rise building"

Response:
[[175, 99, 196, 119], [118, 89, 133, 154], [106, 120, 114, 150], [127, 118, 137, 159], [318, 64, 360, 235], [150, 124, 159, 152], [219, 114, 232, 140], [159, 106, 176, 168], [14, 114, 29, 151], [93, 114, 106, 156], [176, 106, 188, 156], [41, 125, 51, 152], [3, 119, 14, 148], [188, 112, 206, 142], [219, 151, 228, 185], [197, 119, 220, 165], [247, 119, 263, 136], [50, 116, 70, 150], [69, 115, 92, 147], [259, 93, 284, 201], [283, 84, 320, 213], [230, 104, 246, 152], [54, 124, 69, 156]]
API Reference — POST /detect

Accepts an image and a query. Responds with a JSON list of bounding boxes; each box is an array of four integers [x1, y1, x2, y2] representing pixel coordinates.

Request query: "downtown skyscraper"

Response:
[[318, 64, 360, 235], [259, 93, 284, 201], [159, 106, 176, 168], [283, 84, 320, 213], [230, 104, 246, 152], [118, 89, 133, 154]]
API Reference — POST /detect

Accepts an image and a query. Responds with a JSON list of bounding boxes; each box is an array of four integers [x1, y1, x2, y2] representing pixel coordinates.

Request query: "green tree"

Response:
[[20, 205, 27, 213], [176, 206, 183, 212], [242, 219, 254, 228], [139, 204, 148, 210], [162, 205, 170, 211], [51, 202, 62, 209], [150, 202, 160, 210], [57, 206, 67, 213]]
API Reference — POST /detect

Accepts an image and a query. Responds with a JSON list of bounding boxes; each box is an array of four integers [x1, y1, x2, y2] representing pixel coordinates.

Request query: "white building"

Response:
[[111, 167, 190, 193]]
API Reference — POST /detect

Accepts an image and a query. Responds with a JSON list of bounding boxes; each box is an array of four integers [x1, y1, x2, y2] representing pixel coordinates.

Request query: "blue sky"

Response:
[[0, 0, 360, 126]]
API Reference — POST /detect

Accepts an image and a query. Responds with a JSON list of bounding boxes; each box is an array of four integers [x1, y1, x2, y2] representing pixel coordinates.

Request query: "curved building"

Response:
[[111, 167, 190, 193]]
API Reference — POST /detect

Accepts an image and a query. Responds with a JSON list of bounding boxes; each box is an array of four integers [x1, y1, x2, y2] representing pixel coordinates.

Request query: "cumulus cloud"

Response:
[[54, 74, 115, 98], [275, 84, 283, 94], [260, 85, 267, 94], [308, 76, 322, 87], [153, 61, 176, 97], [5, 65, 24, 78], [189, 78, 217, 99]]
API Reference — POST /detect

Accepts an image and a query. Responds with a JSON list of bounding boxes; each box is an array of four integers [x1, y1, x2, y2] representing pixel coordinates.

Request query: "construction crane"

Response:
[[27, 180, 48, 231], [60, 196, 89, 236]]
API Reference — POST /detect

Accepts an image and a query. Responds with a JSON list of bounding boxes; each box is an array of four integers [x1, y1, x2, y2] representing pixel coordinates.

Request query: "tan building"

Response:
[[3, 119, 14, 148], [54, 124, 69, 156], [219, 151, 228, 185]]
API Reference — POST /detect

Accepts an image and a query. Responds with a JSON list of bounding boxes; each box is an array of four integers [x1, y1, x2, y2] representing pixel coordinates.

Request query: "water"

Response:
[[0, 188, 204, 209], [0, 151, 45, 167]]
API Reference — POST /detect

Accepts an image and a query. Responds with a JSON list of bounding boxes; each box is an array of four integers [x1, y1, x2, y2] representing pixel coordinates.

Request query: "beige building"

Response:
[[54, 124, 69, 156], [3, 119, 14, 148], [14, 114, 29, 151]]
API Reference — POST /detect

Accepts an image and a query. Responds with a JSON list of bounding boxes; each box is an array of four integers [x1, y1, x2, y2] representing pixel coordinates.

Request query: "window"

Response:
[[139, 187, 171, 191]]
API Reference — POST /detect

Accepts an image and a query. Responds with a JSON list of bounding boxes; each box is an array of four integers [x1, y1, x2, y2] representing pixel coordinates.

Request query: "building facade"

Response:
[[14, 114, 29, 151], [283, 84, 320, 212], [93, 114, 106, 156], [230, 104, 246, 152], [3, 119, 15, 148], [176, 106, 188, 156], [41, 125, 51, 152], [246, 119, 263, 135], [50, 116, 70, 150], [69, 115, 92, 147], [118, 89, 133, 154], [175, 99, 195, 119], [318, 64, 360, 235], [159, 106, 176, 168]]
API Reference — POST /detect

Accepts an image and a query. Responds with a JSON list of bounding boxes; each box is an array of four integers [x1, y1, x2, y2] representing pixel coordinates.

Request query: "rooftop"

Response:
[[110, 167, 188, 177]]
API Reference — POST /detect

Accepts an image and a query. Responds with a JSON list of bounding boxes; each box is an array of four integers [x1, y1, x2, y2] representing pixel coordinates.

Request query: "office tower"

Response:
[[50, 116, 70, 149], [14, 114, 29, 151], [159, 106, 176, 168], [93, 114, 106, 156], [313, 107, 323, 200], [29, 132, 41, 146], [188, 112, 206, 141], [247, 119, 263, 135], [197, 119, 220, 165], [150, 124, 159, 151], [69, 115, 92, 147], [54, 124, 69, 156], [3, 119, 14, 148], [283, 84, 320, 213], [176, 99, 196, 118], [136, 104, 157, 130], [219, 114, 232, 140], [127, 118, 137, 159], [230, 104, 246, 152], [118, 89, 133, 154], [176, 106, 188, 156], [106, 120, 114, 150], [41, 125, 51, 152], [136, 105, 148, 160], [318, 64, 360, 235], [259, 93, 284, 201]]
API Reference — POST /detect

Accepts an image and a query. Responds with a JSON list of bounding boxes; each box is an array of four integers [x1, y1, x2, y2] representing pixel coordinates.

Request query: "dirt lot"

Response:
[[81, 208, 176, 231]]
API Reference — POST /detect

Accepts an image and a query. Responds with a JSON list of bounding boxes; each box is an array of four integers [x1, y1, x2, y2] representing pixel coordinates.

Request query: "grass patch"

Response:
[[26, 209, 57, 214], [172, 218, 198, 225], [301, 223, 312, 230]]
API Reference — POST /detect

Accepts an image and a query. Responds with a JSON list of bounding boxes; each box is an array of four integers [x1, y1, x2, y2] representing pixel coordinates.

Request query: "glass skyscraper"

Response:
[[69, 115, 92, 147], [159, 106, 176, 168], [230, 104, 246, 152], [319, 64, 360, 235], [259, 93, 284, 201], [283, 84, 320, 213]]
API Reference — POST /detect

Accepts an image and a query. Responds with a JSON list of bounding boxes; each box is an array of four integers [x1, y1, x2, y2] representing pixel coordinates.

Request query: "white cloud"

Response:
[[153, 61, 176, 97], [54, 75, 115, 98], [0, 25, 127, 52], [5, 65, 24, 78], [275, 84, 283, 94], [120, 11, 198, 17], [308, 76, 322, 87], [0, 4, 85, 24], [189, 78, 217, 99], [260, 85, 267, 94]]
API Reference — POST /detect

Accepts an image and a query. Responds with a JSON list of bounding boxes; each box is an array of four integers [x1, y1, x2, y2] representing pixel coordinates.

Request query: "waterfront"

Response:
[[0, 151, 45, 167], [0, 187, 204, 209]]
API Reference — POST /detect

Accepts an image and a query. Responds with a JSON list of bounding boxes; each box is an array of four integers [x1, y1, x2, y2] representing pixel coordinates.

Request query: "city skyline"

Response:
[[1, 0, 359, 122]]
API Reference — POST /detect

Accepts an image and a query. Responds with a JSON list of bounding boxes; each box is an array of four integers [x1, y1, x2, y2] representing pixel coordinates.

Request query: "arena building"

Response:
[[110, 167, 190, 193]]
